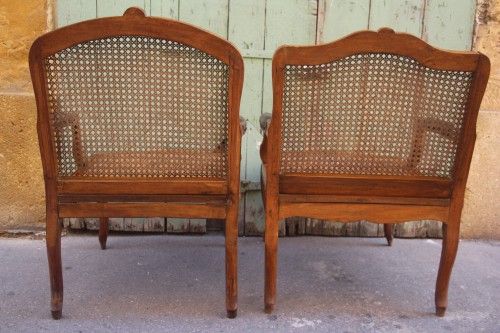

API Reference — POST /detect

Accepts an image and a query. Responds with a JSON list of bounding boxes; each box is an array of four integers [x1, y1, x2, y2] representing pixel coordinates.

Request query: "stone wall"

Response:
[[461, 0, 500, 239], [0, 1, 48, 229]]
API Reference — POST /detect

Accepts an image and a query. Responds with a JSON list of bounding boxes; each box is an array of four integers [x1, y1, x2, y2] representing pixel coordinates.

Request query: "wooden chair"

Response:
[[260, 28, 489, 317], [29, 7, 244, 319]]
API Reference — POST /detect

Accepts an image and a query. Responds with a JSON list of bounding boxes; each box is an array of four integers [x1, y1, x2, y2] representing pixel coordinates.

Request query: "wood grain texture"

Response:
[[167, 218, 190, 233], [279, 203, 449, 222], [238, 196, 245, 236], [179, 0, 228, 38], [57, 179, 228, 195], [279, 174, 453, 198], [189, 219, 207, 233], [262, 0, 318, 150], [280, 218, 443, 238], [306, 219, 346, 236], [57, 0, 97, 27], [124, 218, 144, 232], [273, 29, 480, 70], [151, 0, 179, 19], [279, 194, 450, 206], [97, 0, 150, 18], [32, 11, 240, 64], [423, 0, 476, 50], [321, 0, 370, 42], [58, 194, 227, 203], [228, 0, 265, 52], [369, 0, 424, 36], [244, 190, 265, 236], [243, 123, 263, 182], [59, 203, 227, 219], [143, 217, 165, 232]]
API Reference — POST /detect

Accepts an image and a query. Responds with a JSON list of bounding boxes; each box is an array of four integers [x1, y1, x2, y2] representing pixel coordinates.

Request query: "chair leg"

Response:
[[99, 217, 109, 250], [46, 215, 63, 319], [264, 211, 279, 314], [260, 168, 267, 210], [260, 168, 267, 242], [435, 222, 460, 317], [383, 223, 393, 246], [225, 199, 238, 318]]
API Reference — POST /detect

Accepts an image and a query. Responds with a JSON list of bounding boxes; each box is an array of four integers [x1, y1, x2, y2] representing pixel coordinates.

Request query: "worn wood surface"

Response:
[[150, 0, 178, 19], [279, 203, 449, 223], [280, 174, 453, 198], [228, 0, 265, 126], [423, 0, 476, 50], [167, 218, 189, 233], [179, 0, 228, 38], [57, 0, 97, 26], [321, 0, 370, 42], [58, 179, 228, 195], [369, 0, 424, 36], [96, 0, 151, 18], [143, 217, 165, 232], [59, 203, 227, 219]]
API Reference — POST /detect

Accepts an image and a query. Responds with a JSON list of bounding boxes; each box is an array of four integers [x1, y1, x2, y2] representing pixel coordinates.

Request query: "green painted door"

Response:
[[58, 0, 477, 235]]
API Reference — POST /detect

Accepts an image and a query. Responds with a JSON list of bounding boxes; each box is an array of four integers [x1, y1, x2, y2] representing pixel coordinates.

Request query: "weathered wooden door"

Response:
[[58, 0, 477, 236]]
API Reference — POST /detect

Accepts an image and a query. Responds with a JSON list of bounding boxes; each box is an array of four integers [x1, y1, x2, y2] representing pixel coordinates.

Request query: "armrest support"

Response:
[[215, 116, 247, 152], [259, 113, 272, 134], [408, 117, 460, 171], [239, 116, 247, 136], [259, 113, 272, 165], [53, 112, 78, 128], [417, 117, 459, 141], [53, 113, 86, 168]]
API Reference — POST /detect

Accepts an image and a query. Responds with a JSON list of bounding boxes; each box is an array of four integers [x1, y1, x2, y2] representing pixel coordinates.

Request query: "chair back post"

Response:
[[448, 54, 490, 211], [227, 52, 245, 200], [266, 49, 287, 210]]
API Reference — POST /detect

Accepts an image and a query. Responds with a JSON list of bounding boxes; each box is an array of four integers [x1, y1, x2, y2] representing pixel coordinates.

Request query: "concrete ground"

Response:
[[0, 233, 499, 333]]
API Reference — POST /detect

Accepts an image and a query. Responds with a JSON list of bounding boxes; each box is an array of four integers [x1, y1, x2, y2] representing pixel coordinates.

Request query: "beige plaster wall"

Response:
[[0, 95, 45, 229], [462, 112, 500, 239], [0, 1, 48, 92], [0, 0, 47, 229], [462, 0, 500, 239], [475, 0, 500, 110]]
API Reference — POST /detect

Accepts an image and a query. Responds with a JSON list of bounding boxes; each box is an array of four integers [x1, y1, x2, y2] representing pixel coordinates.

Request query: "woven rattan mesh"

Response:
[[280, 53, 473, 178], [45, 36, 229, 178]]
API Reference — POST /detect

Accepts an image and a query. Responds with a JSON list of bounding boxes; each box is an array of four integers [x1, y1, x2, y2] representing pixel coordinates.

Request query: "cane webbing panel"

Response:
[[44, 36, 229, 178], [280, 53, 473, 178]]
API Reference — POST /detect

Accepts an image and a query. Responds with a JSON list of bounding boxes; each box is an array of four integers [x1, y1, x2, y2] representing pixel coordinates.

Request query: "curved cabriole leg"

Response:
[[264, 211, 279, 314], [383, 223, 393, 246], [435, 222, 460, 317], [99, 217, 109, 250], [46, 216, 63, 319], [225, 198, 238, 318]]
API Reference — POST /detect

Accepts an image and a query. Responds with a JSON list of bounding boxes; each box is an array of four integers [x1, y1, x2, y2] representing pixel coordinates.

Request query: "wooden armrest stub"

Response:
[[259, 113, 272, 133]]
